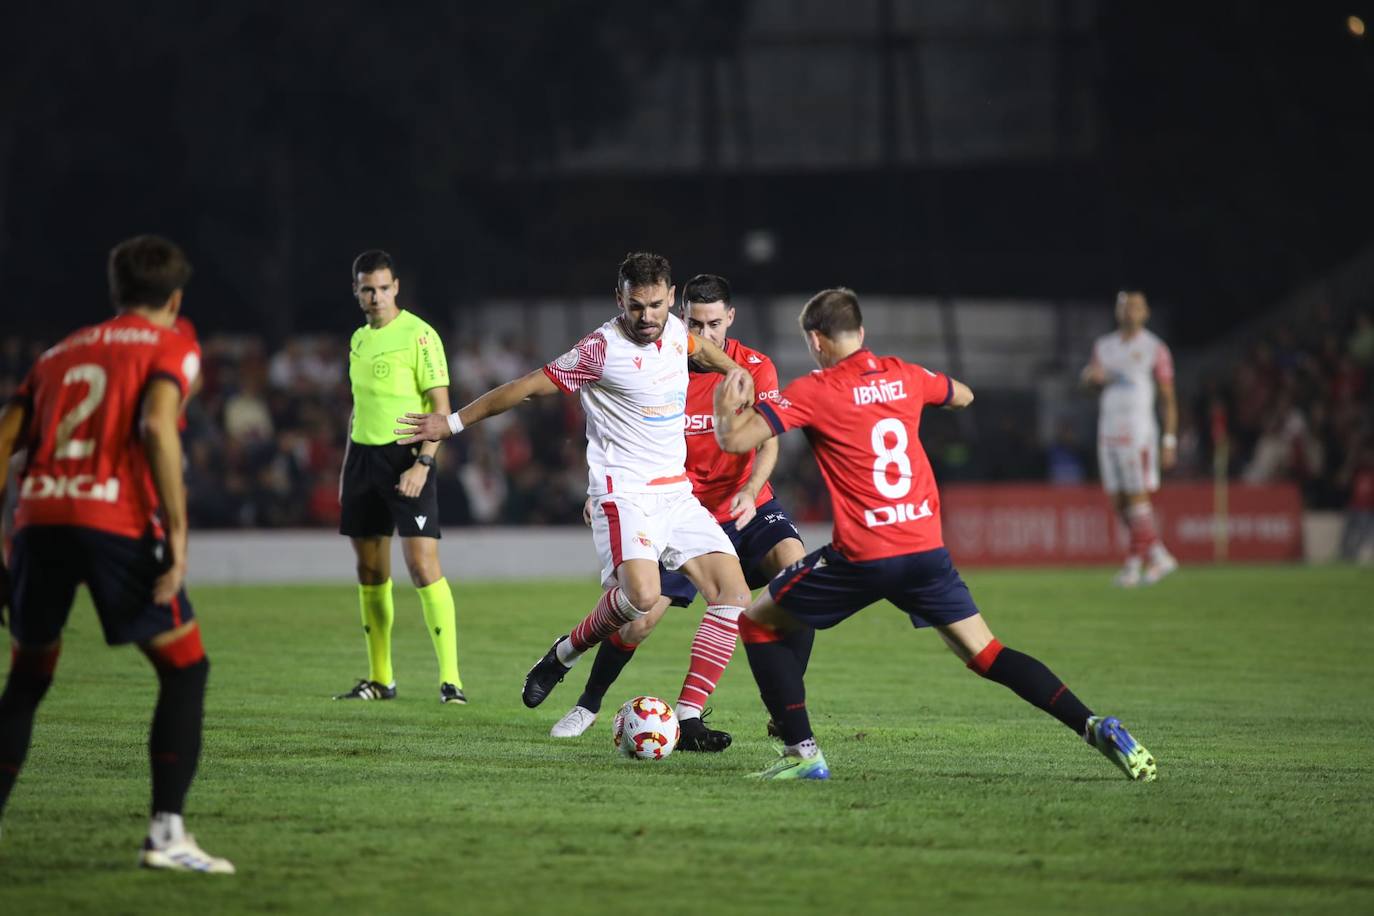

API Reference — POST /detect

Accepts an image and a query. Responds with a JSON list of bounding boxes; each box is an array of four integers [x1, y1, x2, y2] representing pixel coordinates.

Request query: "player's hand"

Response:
[[1161, 444, 1178, 471], [397, 463, 429, 498], [717, 368, 754, 413], [728, 490, 758, 531], [582, 497, 595, 527], [1081, 363, 1106, 386], [395, 412, 452, 445], [152, 561, 186, 607]]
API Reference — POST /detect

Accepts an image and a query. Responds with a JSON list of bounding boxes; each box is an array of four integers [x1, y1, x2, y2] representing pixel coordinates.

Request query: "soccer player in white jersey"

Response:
[[397, 253, 753, 751], [1081, 290, 1179, 586]]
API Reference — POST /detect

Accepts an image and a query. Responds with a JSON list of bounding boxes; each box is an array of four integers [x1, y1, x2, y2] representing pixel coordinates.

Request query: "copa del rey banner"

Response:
[[939, 482, 1302, 565]]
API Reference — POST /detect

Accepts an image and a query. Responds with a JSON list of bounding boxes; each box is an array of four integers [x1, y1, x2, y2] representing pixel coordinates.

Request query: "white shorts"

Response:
[[1098, 438, 1160, 495], [589, 488, 737, 588]]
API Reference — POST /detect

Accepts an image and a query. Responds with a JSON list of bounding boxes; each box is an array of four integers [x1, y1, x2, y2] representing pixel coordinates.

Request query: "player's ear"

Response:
[[392, 276, 401, 297]]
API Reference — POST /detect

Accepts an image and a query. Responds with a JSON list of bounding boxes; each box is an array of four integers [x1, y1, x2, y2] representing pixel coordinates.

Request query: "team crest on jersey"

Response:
[[634, 531, 653, 548], [673, 342, 684, 355], [746, 354, 761, 363], [555, 348, 580, 371], [182, 351, 201, 384]]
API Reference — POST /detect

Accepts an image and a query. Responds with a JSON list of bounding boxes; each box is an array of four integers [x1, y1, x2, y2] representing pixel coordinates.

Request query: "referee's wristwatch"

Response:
[[415, 454, 436, 469]]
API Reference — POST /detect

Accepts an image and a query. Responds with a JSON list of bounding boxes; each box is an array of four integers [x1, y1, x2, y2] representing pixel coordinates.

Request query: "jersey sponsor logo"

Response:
[[554, 348, 580, 371], [852, 379, 907, 406], [863, 498, 932, 528], [21, 473, 121, 503], [684, 413, 714, 433], [639, 390, 687, 424], [758, 390, 779, 401], [746, 354, 762, 364]]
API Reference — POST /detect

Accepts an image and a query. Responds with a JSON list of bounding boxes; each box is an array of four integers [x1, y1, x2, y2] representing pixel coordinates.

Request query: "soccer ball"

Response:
[[612, 696, 680, 760]]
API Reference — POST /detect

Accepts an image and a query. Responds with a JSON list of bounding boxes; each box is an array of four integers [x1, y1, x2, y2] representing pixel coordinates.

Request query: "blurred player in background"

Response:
[[547, 274, 811, 742], [0, 235, 233, 871], [714, 288, 1156, 782], [335, 250, 465, 705], [1081, 291, 1179, 587], [397, 253, 752, 752]]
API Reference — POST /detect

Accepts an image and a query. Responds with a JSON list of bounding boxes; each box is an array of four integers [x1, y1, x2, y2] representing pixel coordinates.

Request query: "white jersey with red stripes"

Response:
[[1089, 328, 1173, 447], [543, 312, 693, 497]]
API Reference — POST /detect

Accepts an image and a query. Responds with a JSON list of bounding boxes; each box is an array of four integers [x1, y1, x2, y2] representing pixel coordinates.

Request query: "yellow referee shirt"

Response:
[[348, 310, 450, 445]]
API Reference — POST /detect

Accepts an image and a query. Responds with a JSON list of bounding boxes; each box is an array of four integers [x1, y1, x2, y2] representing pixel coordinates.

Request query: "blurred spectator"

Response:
[[1339, 443, 1374, 563], [1045, 422, 1088, 485]]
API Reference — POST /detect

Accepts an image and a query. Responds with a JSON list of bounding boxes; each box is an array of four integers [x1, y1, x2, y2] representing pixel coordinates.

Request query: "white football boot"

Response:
[[550, 705, 598, 738], [139, 835, 236, 874], [1113, 556, 1143, 588], [1142, 547, 1179, 585]]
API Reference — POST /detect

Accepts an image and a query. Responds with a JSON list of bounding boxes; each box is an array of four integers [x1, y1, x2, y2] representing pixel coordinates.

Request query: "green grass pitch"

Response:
[[0, 565, 1371, 915]]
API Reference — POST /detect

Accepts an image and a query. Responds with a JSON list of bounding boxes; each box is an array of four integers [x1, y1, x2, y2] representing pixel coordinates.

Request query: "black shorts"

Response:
[[767, 544, 979, 630], [339, 441, 440, 539], [8, 525, 196, 647], [659, 498, 803, 607]]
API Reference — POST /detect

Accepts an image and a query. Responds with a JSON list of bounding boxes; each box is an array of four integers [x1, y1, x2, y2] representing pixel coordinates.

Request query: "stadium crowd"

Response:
[[2, 306, 1371, 537]]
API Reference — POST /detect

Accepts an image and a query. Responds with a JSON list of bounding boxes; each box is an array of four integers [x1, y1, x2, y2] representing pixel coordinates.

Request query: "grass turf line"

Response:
[[0, 566, 1370, 915]]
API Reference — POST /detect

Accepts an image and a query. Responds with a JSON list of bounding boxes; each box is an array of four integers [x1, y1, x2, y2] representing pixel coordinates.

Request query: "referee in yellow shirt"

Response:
[[335, 250, 465, 704]]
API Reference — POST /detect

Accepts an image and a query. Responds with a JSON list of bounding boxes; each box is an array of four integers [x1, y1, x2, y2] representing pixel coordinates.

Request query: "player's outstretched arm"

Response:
[[141, 379, 189, 605], [714, 368, 776, 455], [691, 333, 752, 384], [726, 436, 779, 529], [395, 368, 559, 444], [945, 377, 975, 410]]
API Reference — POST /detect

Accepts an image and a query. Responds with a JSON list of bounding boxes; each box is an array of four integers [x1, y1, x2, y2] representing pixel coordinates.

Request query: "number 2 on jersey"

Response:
[[870, 417, 912, 498], [53, 363, 108, 459]]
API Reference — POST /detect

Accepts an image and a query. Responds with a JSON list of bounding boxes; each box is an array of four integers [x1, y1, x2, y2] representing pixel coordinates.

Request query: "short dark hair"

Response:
[[107, 235, 193, 309], [353, 249, 396, 279], [799, 287, 863, 337], [618, 252, 671, 291], [683, 273, 731, 306]]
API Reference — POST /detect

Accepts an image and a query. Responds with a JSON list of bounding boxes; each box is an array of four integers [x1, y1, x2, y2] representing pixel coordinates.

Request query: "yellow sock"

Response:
[[417, 577, 461, 688], [359, 580, 395, 685]]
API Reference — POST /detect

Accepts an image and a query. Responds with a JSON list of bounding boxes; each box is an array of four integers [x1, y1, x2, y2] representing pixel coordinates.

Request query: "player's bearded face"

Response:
[[617, 282, 674, 344]]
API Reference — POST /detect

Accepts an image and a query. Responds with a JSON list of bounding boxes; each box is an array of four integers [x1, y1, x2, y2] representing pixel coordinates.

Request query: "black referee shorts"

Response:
[[339, 441, 441, 539]]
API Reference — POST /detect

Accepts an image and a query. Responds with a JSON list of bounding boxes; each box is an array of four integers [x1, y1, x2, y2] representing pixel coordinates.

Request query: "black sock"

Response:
[[576, 636, 636, 714], [0, 655, 56, 816], [971, 641, 1092, 736], [149, 657, 209, 815], [784, 625, 816, 674], [743, 638, 812, 746]]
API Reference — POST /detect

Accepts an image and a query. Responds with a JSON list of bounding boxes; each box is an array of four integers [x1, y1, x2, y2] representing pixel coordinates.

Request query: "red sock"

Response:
[[677, 605, 742, 717], [569, 587, 640, 653], [1125, 502, 1159, 559]]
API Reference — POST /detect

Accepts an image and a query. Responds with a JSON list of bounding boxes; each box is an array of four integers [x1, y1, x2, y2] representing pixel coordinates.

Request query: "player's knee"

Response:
[[2, 645, 61, 706], [621, 586, 659, 616]]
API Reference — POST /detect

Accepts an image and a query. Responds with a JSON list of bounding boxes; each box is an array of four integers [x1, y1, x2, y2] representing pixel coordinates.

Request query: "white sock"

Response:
[[554, 636, 584, 667], [149, 812, 186, 848], [676, 703, 702, 722], [785, 738, 819, 759]]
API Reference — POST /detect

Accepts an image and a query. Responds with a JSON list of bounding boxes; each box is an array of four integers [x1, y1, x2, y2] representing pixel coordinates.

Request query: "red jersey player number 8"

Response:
[[871, 418, 913, 499]]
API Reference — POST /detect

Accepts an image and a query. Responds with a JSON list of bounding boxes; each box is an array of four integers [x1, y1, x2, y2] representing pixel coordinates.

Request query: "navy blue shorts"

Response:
[[8, 525, 196, 647], [767, 544, 979, 630], [659, 498, 802, 607]]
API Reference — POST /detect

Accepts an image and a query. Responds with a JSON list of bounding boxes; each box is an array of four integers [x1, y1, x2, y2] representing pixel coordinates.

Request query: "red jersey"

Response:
[[684, 338, 780, 522], [13, 313, 201, 539], [755, 349, 952, 562]]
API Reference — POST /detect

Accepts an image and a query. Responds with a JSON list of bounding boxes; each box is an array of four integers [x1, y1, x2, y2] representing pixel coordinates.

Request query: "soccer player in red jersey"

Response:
[[0, 236, 233, 872], [713, 288, 1157, 782], [548, 275, 811, 745]]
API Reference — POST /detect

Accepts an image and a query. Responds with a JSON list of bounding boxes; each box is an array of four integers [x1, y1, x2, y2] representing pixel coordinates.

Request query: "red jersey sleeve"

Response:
[[543, 332, 607, 393], [1153, 341, 1175, 384], [913, 363, 953, 406], [755, 373, 820, 435], [149, 334, 201, 399], [751, 355, 780, 404]]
